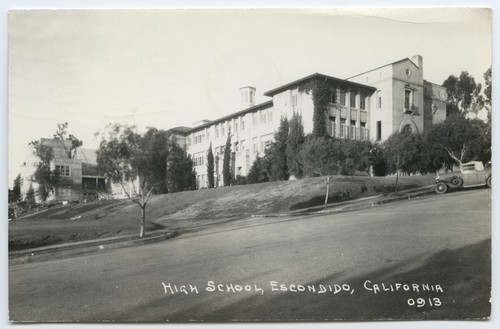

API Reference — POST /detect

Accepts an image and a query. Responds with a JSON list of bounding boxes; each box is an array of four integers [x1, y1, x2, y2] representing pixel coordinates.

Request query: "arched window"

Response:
[[402, 124, 413, 134]]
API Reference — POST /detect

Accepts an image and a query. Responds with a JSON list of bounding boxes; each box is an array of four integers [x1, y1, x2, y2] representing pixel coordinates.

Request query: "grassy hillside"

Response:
[[9, 175, 435, 251]]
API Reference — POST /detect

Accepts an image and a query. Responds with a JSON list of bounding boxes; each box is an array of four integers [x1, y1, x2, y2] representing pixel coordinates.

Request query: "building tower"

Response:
[[239, 86, 256, 109]]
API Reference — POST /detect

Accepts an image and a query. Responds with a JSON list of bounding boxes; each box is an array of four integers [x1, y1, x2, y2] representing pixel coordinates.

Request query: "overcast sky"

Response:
[[8, 8, 492, 183]]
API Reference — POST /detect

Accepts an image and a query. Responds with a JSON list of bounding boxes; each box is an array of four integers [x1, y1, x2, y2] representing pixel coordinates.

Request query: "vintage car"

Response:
[[435, 161, 491, 194]]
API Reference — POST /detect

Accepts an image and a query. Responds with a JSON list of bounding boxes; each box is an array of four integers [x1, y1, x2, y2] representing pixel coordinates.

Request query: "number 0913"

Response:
[[407, 297, 442, 307]]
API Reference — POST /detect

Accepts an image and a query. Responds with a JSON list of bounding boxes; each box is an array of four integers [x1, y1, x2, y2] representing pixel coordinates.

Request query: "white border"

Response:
[[1, 1, 497, 329]]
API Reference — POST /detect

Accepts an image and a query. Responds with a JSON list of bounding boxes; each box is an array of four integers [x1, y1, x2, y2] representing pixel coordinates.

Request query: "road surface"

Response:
[[9, 188, 491, 322]]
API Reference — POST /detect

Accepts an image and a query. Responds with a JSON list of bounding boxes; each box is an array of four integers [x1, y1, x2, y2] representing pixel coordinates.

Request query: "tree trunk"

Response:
[[395, 155, 400, 192], [395, 170, 399, 192], [324, 176, 330, 206], [139, 206, 146, 238]]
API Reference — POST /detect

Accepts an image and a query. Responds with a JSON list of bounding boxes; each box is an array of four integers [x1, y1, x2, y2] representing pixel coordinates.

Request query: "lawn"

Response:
[[9, 174, 435, 251]]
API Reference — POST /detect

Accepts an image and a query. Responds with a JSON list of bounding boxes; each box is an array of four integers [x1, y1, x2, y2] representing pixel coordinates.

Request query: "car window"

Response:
[[462, 164, 475, 172]]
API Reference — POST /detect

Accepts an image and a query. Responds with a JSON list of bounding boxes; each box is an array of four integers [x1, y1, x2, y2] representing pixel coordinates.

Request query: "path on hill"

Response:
[[9, 189, 491, 322]]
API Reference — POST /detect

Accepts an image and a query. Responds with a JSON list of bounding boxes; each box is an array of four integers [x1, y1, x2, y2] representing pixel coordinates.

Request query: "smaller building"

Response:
[[20, 138, 107, 203]]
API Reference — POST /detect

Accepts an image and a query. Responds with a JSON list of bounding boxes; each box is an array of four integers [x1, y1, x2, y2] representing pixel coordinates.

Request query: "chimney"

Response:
[[239, 86, 256, 109], [410, 55, 423, 69]]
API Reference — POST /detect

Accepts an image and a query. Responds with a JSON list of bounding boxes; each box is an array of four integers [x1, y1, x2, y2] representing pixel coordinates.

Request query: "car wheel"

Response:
[[451, 177, 463, 187], [435, 182, 448, 194], [486, 176, 491, 188]]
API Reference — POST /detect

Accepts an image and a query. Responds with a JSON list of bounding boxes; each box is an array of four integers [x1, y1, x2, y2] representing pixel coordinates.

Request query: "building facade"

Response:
[[20, 138, 107, 203], [184, 55, 447, 188]]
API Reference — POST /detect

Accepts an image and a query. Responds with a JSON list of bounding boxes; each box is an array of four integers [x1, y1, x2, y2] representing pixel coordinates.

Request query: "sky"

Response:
[[7, 8, 492, 184]]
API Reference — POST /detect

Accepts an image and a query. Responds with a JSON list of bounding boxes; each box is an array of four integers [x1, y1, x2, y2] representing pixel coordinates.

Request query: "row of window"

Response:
[[190, 108, 275, 146], [327, 118, 369, 140], [329, 90, 368, 110], [252, 135, 273, 155], [376, 88, 414, 111], [252, 108, 273, 127], [193, 153, 205, 167]]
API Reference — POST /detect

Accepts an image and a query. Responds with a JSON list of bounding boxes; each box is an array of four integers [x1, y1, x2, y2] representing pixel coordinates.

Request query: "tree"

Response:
[[286, 112, 305, 178], [484, 67, 492, 110], [300, 137, 342, 206], [311, 81, 329, 137], [222, 133, 232, 186], [266, 117, 289, 181], [53, 122, 83, 156], [145, 128, 170, 194], [443, 71, 484, 116], [28, 140, 60, 201], [382, 131, 423, 191], [25, 183, 36, 204], [425, 114, 490, 168], [369, 146, 386, 176], [340, 140, 373, 175], [207, 143, 215, 188], [53, 122, 69, 140], [246, 157, 269, 184], [12, 174, 23, 202], [97, 124, 165, 238], [166, 142, 196, 193]]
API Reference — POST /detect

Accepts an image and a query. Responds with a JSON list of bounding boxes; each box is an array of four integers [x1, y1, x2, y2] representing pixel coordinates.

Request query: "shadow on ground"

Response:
[[105, 238, 490, 322]]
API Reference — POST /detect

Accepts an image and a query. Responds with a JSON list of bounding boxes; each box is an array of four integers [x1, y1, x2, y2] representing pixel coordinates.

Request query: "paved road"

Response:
[[9, 188, 491, 322]]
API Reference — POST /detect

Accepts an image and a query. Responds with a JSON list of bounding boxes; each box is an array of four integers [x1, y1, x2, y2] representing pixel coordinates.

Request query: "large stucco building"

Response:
[[184, 55, 447, 189]]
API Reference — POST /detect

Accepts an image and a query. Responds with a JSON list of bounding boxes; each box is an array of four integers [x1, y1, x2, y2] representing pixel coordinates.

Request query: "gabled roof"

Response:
[[41, 138, 72, 150], [188, 100, 274, 133], [168, 126, 191, 136], [346, 57, 418, 80], [264, 73, 376, 97]]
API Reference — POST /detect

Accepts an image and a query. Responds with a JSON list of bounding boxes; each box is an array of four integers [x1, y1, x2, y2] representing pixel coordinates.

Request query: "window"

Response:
[[330, 89, 337, 104], [402, 124, 412, 134], [328, 116, 336, 137], [262, 139, 272, 151], [240, 140, 246, 150], [55, 165, 70, 176], [360, 122, 368, 140], [350, 120, 357, 139], [376, 121, 382, 141], [193, 152, 205, 167], [240, 117, 245, 131], [234, 120, 238, 132], [267, 108, 273, 123], [260, 110, 267, 125], [222, 124, 225, 136], [404, 89, 412, 110], [350, 92, 357, 108], [252, 137, 258, 154], [377, 91, 382, 109], [340, 119, 346, 138], [215, 127, 219, 138], [360, 94, 366, 110], [253, 113, 258, 127], [340, 90, 346, 106]]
